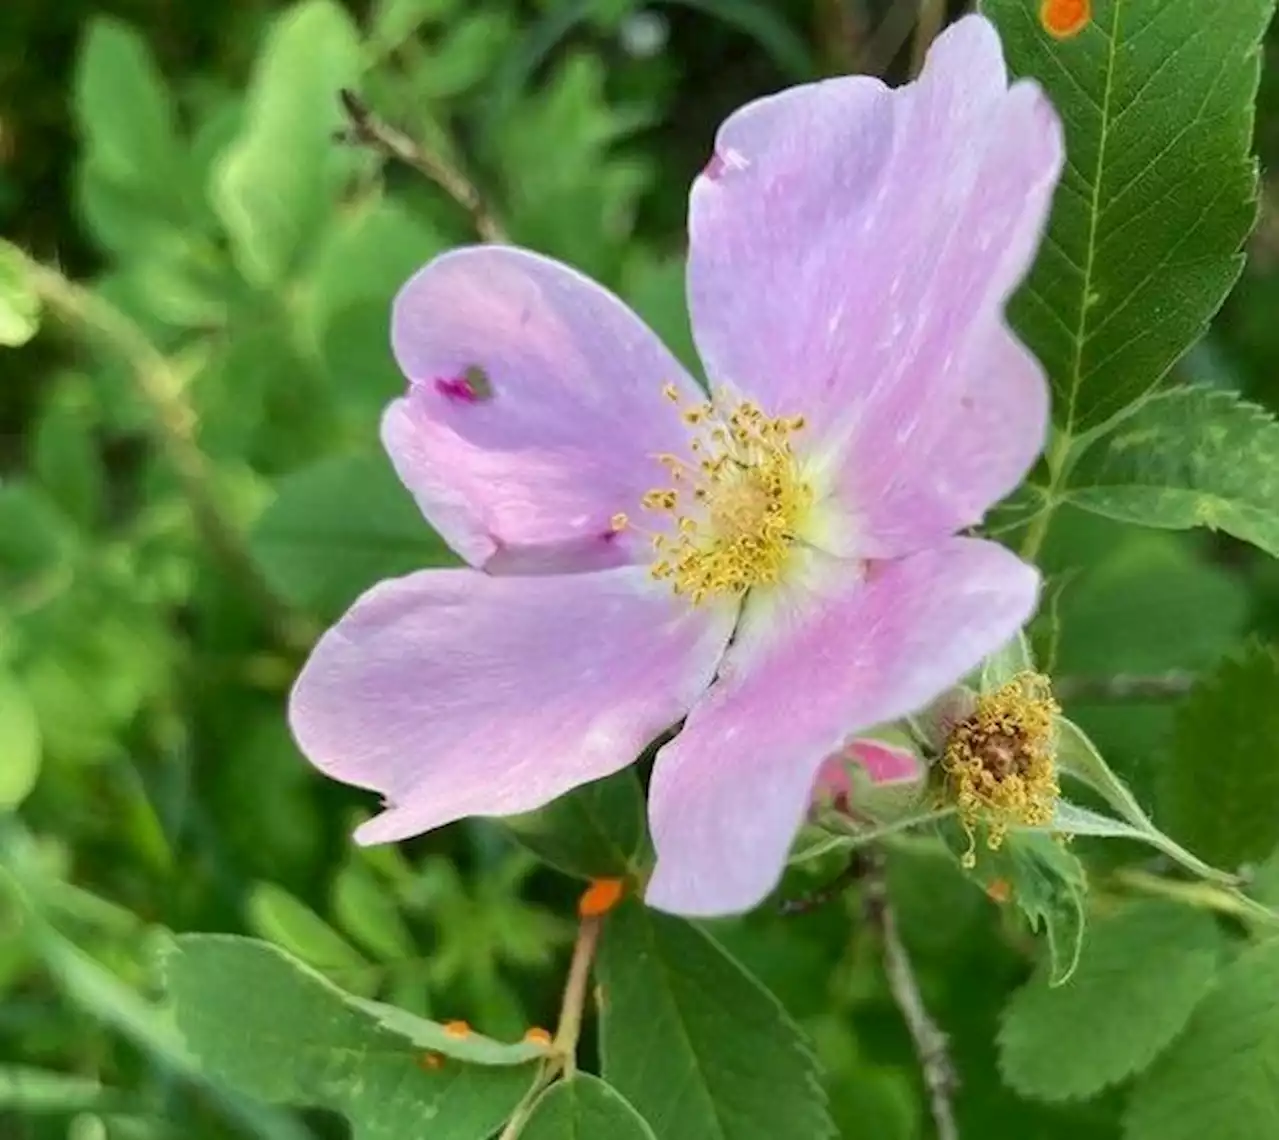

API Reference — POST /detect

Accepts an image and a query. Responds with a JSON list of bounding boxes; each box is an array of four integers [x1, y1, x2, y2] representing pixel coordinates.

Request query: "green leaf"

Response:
[[962, 828, 1088, 985], [245, 882, 373, 989], [1066, 387, 1279, 555], [503, 770, 647, 880], [985, 0, 1272, 433], [332, 859, 415, 963], [998, 901, 1221, 1101], [211, 0, 362, 286], [347, 997, 548, 1066], [167, 935, 537, 1140], [368, 0, 460, 56], [596, 901, 836, 1140], [32, 379, 103, 528], [1159, 643, 1280, 870], [250, 453, 456, 617], [0, 669, 41, 810], [981, 630, 1036, 689], [1124, 940, 1278, 1140], [75, 18, 181, 187], [0, 241, 40, 347], [0, 1066, 113, 1114], [520, 1074, 657, 1139]]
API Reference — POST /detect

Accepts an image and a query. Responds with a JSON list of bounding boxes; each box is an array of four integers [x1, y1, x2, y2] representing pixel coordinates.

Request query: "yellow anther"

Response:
[[941, 673, 1060, 867], [633, 386, 812, 604], [662, 383, 681, 402]]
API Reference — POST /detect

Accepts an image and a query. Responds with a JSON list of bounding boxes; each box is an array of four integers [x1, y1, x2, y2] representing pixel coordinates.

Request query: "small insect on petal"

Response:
[[578, 877, 626, 917], [442, 1019, 471, 1038], [523, 1026, 553, 1047], [434, 364, 494, 404], [1040, 0, 1090, 39]]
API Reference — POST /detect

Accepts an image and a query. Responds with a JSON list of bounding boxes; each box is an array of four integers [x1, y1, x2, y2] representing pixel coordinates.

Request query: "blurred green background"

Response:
[[0, 1, 1275, 1138]]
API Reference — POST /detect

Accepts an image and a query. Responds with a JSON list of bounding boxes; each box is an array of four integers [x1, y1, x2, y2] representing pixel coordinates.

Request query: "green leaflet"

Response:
[[1124, 941, 1279, 1140], [596, 902, 836, 1140], [1159, 643, 1280, 870], [998, 901, 1221, 1101], [985, 0, 1271, 434], [1066, 386, 1279, 556], [166, 935, 538, 1140], [518, 1074, 658, 1139]]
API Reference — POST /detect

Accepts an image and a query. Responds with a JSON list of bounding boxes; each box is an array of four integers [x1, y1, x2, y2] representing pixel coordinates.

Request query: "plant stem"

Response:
[[337, 89, 507, 243], [863, 854, 959, 1140], [552, 914, 602, 1078], [1020, 432, 1072, 563], [20, 254, 312, 651], [1054, 670, 1197, 702], [1113, 868, 1279, 929]]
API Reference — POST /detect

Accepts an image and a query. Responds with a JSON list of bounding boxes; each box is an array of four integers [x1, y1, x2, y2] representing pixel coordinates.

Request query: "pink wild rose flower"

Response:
[[289, 16, 1064, 916]]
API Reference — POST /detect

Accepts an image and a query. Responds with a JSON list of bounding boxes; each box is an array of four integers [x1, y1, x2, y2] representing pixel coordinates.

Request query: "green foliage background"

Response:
[[0, 1, 1276, 1138]]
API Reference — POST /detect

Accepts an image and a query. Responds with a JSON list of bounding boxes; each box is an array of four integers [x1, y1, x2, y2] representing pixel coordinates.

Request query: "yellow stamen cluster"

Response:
[[941, 673, 1060, 867], [617, 386, 812, 604]]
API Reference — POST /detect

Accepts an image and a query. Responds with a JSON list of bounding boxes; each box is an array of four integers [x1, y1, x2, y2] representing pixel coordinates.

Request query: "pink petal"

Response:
[[687, 15, 1062, 557], [813, 738, 922, 804], [645, 538, 1039, 916], [387, 246, 703, 572], [289, 566, 735, 843]]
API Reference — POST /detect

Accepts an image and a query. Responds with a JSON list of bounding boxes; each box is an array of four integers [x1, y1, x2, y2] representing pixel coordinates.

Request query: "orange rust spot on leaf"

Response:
[[416, 1051, 445, 1070], [523, 1026, 553, 1047], [442, 1020, 471, 1038], [1040, 0, 1090, 39], [986, 878, 1014, 904], [578, 877, 626, 918]]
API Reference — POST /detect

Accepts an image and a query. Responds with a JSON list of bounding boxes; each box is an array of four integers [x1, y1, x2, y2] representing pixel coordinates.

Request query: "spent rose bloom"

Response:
[[289, 16, 1064, 916]]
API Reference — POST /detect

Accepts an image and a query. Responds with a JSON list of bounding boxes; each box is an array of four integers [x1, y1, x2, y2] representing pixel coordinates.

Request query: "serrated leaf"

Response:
[[211, 0, 362, 286], [596, 901, 836, 1140], [245, 882, 373, 990], [250, 454, 456, 618], [998, 901, 1221, 1101], [503, 770, 646, 880], [347, 998, 549, 1066], [985, 0, 1271, 433], [1124, 940, 1278, 1140], [75, 18, 181, 187], [1159, 643, 1279, 870], [520, 1074, 657, 1139], [167, 935, 536, 1140], [962, 828, 1088, 984], [0, 241, 40, 347], [1066, 387, 1279, 555], [332, 860, 415, 963], [0, 669, 41, 810]]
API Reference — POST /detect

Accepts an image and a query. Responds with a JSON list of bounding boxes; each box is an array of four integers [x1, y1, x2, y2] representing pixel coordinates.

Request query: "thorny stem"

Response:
[[337, 89, 507, 243], [20, 254, 313, 652], [862, 853, 959, 1140], [1054, 670, 1197, 702]]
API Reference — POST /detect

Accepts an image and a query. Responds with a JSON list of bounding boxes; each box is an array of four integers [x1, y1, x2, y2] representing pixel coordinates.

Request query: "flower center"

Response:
[[613, 386, 812, 604], [940, 673, 1060, 867]]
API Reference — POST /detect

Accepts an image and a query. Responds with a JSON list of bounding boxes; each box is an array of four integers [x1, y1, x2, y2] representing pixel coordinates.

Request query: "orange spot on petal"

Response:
[[442, 1020, 471, 1039], [523, 1027, 553, 1047], [578, 877, 626, 918], [1040, 0, 1090, 38], [416, 1051, 445, 1070]]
